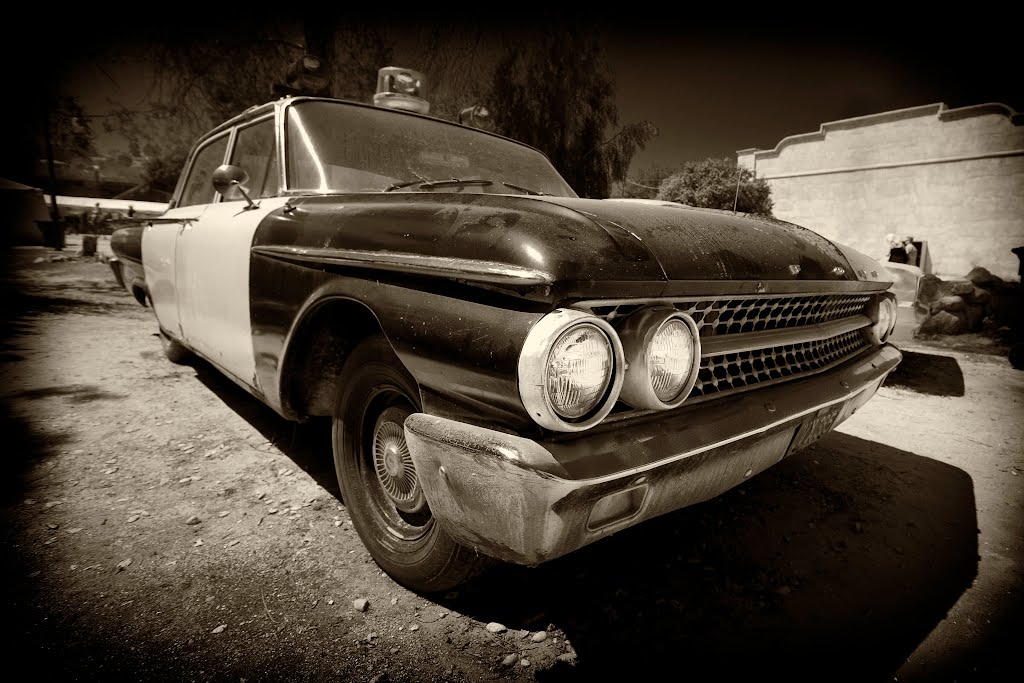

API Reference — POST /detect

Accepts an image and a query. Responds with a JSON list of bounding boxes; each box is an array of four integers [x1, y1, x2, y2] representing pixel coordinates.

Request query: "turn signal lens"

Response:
[[649, 319, 695, 402], [546, 324, 613, 419]]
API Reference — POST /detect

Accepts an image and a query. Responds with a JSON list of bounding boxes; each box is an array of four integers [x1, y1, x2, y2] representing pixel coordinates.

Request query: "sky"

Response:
[[5, 11, 1019, 179]]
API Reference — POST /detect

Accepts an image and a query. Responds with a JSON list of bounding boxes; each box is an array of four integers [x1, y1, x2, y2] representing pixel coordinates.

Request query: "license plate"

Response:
[[787, 403, 843, 455]]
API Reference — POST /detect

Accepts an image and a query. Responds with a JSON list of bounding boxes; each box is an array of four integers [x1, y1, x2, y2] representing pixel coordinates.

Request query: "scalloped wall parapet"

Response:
[[734, 103, 1024, 280], [737, 103, 1023, 177]]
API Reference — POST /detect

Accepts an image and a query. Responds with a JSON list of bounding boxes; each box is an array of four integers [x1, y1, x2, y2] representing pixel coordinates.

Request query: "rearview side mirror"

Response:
[[212, 164, 257, 210]]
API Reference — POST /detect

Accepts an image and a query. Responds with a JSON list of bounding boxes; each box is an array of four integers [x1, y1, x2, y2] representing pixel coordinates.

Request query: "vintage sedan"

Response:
[[111, 95, 901, 592]]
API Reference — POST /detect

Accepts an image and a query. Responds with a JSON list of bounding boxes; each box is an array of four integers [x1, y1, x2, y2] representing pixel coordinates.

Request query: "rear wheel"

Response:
[[332, 334, 493, 592]]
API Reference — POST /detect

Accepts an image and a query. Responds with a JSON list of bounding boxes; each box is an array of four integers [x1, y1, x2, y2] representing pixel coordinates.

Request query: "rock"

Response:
[[501, 654, 518, 667], [967, 266, 1003, 289], [33, 257, 44, 264], [211, 624, 226, 634], [127, 515, 140, 523], [353, 598, 369, 612], [408, 624, 419, 631], [256, 491, 266, 499], [47, 524, 59, 530], [920, 310, 965, 335], [937, 295, 965, 312], [966, 287, 992, 305], [116, 558, 132, 572], [531, 631, 548, 643], [186, 515, 201, 525], [226, 539, 239, 547], [949, 281, 974, 297], [485, 622, 507, 634], [965, 305, 985, 332], [520, 659, 531, 667], [556, 653, 577, 664], [390, 597, 398, 605], [218, 511, 229, 518], [194, 539, 204, 546], [66, 527, 83, 534]]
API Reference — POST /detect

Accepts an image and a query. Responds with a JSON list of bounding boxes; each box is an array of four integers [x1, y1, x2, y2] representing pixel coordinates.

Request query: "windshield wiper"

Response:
[[501, 181, 550, 196], [383, 177, 494, 192]]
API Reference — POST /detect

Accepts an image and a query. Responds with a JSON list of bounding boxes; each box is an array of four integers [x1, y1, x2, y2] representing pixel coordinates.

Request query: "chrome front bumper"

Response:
[[404, 344, 902, 566]]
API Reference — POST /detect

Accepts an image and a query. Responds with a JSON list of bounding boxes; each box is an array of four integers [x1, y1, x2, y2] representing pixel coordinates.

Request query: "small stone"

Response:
[[127, 515, 140, 523], [66, 527, 83, 534], [226, 539, 240, 547], [390, 597, 398, 605], [353, 598, 369, 612], [501, 654, 518, 667], [47, 524, 59, 530], [334, 520, 342, 527], [366, 632, 377, 642], [211, 624, 226, 634], [556, 653, 576, 664], [408, 624, 419, 632], [186, 515, 201, 525], [116, 558, 132, 572], [24, 499, 36, 505], [256, 491, 266, 500], [531, 631, 548, 643], [268, 509, 278, 515], [485, 622, 507, 634], [194, 539, 204, 546], [218, 511, 229, 518], [520, 658, 531, 667], [178, 477, 192, 484]]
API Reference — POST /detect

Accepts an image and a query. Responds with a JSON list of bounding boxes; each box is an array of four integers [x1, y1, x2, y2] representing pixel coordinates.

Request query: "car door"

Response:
[[143, 133, 230, 342], [175, 116, 288, 392]]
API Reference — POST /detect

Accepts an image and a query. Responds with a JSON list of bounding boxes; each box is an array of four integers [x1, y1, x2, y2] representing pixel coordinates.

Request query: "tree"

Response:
[[489, 27, 656, 198], [613, 165, 678, 199], [657, 157, 773, 216], [104, 18, 393, 196]]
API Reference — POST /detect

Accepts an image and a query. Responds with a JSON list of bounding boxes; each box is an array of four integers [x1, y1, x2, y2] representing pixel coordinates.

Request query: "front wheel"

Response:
[[332, 334, 493, 592]]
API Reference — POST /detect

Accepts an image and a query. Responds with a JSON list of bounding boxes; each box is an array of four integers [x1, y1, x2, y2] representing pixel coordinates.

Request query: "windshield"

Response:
[[285, 101, 577, 197]]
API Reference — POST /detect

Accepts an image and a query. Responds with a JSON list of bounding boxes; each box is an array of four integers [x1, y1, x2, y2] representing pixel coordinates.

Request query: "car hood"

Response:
[[254, 193, 883, 300]]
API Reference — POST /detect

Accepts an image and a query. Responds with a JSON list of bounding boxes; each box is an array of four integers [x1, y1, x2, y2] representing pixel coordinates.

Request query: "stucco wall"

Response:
[[737, 104, 1024, 280]]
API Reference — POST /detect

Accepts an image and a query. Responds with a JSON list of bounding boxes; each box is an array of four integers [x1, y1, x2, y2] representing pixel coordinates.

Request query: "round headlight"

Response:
[[618, 308, 701, 410], [518, 309, 625, 432], [864, 295, 897, 345], [546, 324, 614, 418]]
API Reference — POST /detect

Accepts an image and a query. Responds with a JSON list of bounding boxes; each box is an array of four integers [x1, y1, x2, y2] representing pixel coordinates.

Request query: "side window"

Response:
[[178, 135, 229, 208], [230, 118, 279, 199]]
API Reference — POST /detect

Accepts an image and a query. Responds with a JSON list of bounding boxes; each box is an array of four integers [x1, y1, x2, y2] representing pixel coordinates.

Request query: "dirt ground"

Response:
[[1, 240, 1021, 682]]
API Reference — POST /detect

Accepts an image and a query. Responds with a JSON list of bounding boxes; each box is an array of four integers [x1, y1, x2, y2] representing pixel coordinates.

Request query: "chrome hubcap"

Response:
[[372, 418, 426, 513]]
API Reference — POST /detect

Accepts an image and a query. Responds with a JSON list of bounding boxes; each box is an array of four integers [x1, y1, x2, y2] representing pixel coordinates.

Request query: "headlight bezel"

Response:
[[518, 309, 625, 432], [617, 307, 701, 410]]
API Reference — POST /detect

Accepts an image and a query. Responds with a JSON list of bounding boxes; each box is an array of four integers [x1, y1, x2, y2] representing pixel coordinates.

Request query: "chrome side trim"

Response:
[[700, 314, 871, 357], [251, 245, 554, 286]]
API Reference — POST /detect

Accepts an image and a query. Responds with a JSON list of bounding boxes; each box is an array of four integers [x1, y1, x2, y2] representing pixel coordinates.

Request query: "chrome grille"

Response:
[[590, 293, 871, 337], [692, 330, 867, 398]]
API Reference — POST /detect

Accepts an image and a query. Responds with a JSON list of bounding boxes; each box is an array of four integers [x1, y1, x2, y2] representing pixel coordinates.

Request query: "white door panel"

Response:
[[142, 206, 208, 338], [176, 197, 290, 391]]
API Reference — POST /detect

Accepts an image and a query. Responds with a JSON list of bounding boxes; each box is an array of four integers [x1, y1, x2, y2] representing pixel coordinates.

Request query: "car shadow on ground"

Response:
[[190, 360, 339, 496], [447, 432, 980, 682], [884, 349, 965, 396], [191, 355, 982, 681]]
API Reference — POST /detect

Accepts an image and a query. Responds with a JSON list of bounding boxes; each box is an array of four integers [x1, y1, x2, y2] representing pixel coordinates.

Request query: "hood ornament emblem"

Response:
[[788, 264, 801, 275], [831, 266, 846, 277]]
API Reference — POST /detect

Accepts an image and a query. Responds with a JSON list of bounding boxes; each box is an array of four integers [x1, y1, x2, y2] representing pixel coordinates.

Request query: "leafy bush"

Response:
[[657, 157, 773, 215]]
